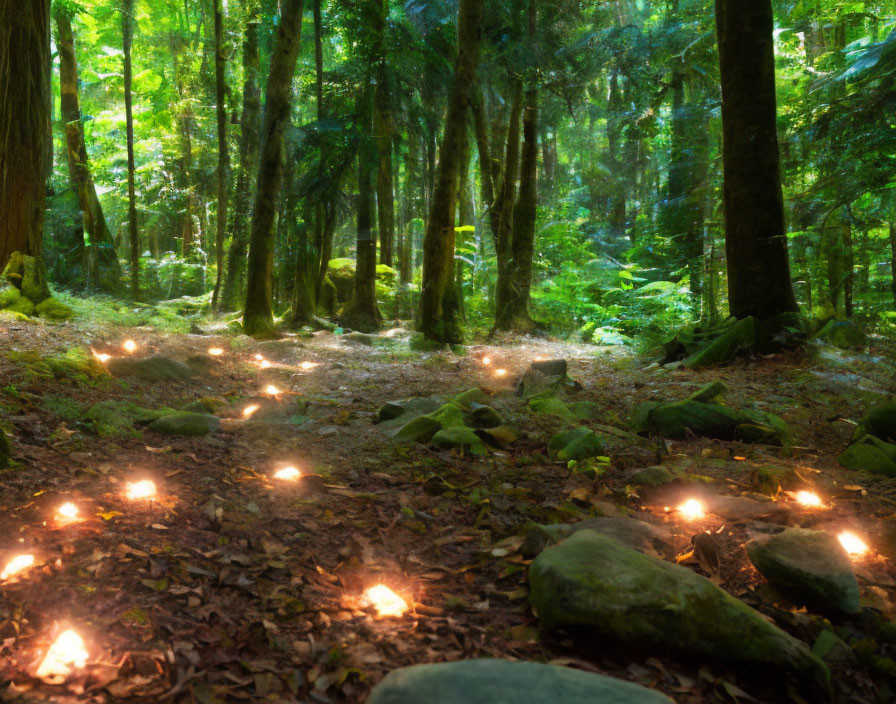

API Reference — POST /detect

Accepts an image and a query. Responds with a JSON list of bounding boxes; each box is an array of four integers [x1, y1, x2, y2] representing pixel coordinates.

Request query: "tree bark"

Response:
[[123, 0, 140, 300], [373, 0, 394, 267], [211, 0, 229, 308], [715, 0, 797, 319], [221, 21, 261, 311], [890, 221, 896, 309], [243, 0, 305, 337], [418, 0, 484, 343], [470, 83, 498, 238]]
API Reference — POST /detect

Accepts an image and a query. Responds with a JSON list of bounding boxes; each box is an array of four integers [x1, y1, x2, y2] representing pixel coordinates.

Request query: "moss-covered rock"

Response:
[[816, 319, 867, 350], [366, 659, 674, 704], [634, 399, 748, 439], [685, 317, 769, 369], [46, 348, 108, 382], [522, 517, 674, 560], [5, 295, 34, 316], [2, 251, 50, 304], [0, 284, 22, 308], [851, 402, 896, 443], [528, 391, 575, 421], [688, 381, 728, 403], [181, 397, 225, 414], [394, 415, 443, 443], [467, 404, 504, 429], [837, 435, 896, 477], [0, 309, 29, 323], [529, 530, 828, 684], [34, 297, 75, 321], [453, 387, 490, 408], [475, 424, 518, 448], [735, 422, 783, 445], [327, 258, 356, 303], [0, 428, 11, 469], [377, 397, 440, 425], [106, 355, 197, 382], [86, 400, 174, 436], [431, 426, 486, 455], [148, 412, 220, 436], [548, 427, 604, 462], [428, 402, 466, 428], [753, 464, 800, 496], [629, 465, 677, 488]]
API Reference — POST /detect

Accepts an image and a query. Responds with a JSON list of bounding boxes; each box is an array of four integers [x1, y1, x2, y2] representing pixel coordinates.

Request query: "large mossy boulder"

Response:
[[837, 434, 896, 477], [366, 659, 674, 704], [815, 319, 867, 350], [746, 528, 861, 616], [522, 517, 674, 560], [147, 412, 220, 436], [529, 531, 828, 684], [548, 427, 603, 462], [106, 355, 197, 382], [851, 402, 896, 443]]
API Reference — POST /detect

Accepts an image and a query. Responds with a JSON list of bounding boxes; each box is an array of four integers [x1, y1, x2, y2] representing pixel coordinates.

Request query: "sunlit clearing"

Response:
[[93, 351, 111, 363], [300, 361, 319, 370], [208, 347, 224, 356], [494, 368, 508, 377], [264, 384, 280, 396], [362, 584, 409, 618], [481, 356, 491, 365], [677, 498, 705, 521], [122, 339, 137, 353], [1, 554, 35, 581], [794, 490, 823, 508], [56, 503, 79, 522], [242, 404, 260, 418], [838, 531, 869, 557], [273, 466, 301, 481], [35, 630, 88, 679], [126, 480, 156, 500]]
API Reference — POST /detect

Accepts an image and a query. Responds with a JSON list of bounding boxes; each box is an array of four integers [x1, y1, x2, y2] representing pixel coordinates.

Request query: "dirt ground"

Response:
[[1, 317, 895, 703]]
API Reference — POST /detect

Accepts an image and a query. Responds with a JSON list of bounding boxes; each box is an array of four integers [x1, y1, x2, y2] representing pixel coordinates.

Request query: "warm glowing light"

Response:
[[838, 531, 869, 557], [264, 384, 280, 396], [260, 360, 271, 369], [242, 404, 260, 418], [494, 368, 508, 377], [35, 630, 88, 679], [300, 361, 319, 370], [122, 339, 137, 353], [208, 347, 224, 356], [362, 584, 409, 618], [126, 480, 156, 500], [794, 491, 823, 508], [677, 498, 705, 521], [273, 466, 301, 481], [254, 354, 265, 361], [481, 356, 491, 365], [1, 554, 35, 581], [56, 502, 79, 522], [93, 351, 111, 363], [534, 356, 545, 362]]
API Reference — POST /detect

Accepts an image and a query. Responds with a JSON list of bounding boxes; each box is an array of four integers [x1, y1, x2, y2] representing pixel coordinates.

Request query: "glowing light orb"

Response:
[[362, 584, 409, 618], [242, 404, 260, 418], [300, 361, 319, 370], [35, 629, 88, 679], [481, 356, 491, 366], [264, 384, 280, 396], [794, 491, 823, 508], [126, 480, 156, 501], [676, 498, 705, 521], [254, 354, 265, 361], [56, 503, 79, 523], [1, 554, 35, 581], [838, 531, 869, 557], [494, 368, 508, 377], [259, 360, 271, 369], [93, 352, 111, 363], [208, 347, 224, 356], [273, 466, 301, 481], [122, 340, 137, 353]]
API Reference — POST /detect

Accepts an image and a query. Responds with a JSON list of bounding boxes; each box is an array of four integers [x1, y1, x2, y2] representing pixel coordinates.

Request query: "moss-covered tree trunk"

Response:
[[221, 21, 261, 311], [211, 0, 229, 309], [55, 10, 123, 293], [715, 0, 797, 319], [418, 0, 484, 343], [123, 0, 140, 300], [243, 0, 305, 337], [0, 0, 51, 301]]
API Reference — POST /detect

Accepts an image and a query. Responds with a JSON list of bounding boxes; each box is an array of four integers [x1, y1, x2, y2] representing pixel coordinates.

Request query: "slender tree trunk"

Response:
[[418, 0, 484, 343], [606, 70, 626, 239], [455, 122, 474, 322], [243, 0, 305, 337], [221, 21, 261, 311], [211, 0, 229, 308], [123, 0, 140, 300], [374, 0, 394, 267], [55, 9, 122, 293], [470, 84, 497, 237], [312, 0, 332, 304], [890, 221, 896, 309], [715, 0, 797, 319]]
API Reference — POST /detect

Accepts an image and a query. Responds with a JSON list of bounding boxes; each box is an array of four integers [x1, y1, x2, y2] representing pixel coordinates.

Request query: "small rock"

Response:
[[548, 427, 603, 462], [148, 412, 220, 436], [628, 465, 677, 488], [431, 426, 486, 455], [475, 425, 517, 448], [394, 415, 442, 443], [468, 404, 503, 429], [837, 435, 896, 477]]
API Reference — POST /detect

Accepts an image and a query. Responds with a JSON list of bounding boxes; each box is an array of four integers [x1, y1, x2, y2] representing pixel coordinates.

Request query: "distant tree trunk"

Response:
[[312, 0, 332, 305], [0, 0, 51, 286], [341, 87, 382, 332], [418, 0, 484, 343], [606, 70, 626, 239], [243, 0, 305, 337], [374, 0, 394, 267], [55, 9, 122, 293], [211, 0, 229, 308], [470, 84, 498, 237], [221, 21, 261, 311], [123, 0, 140, 300], [715, 0, 797, 319]]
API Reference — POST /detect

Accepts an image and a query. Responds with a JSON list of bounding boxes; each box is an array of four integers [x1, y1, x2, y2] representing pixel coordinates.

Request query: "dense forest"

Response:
[[2, 0, 896, 702]]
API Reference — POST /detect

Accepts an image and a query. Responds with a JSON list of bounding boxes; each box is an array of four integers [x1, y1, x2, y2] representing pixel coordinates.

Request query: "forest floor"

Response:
[[1, 313, 896, 703]]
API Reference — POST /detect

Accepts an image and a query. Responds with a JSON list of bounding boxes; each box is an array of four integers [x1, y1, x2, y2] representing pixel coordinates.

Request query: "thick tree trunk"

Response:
[[221, 22, 261, 311], [55, 10, 122, 293], [211, 0, 229, 308], [0, 0, 51, 287], [715, 0, 797, 319], [418, 0, 484, 343], [243, 0, 305, 337], [123, 0, 140, 300]]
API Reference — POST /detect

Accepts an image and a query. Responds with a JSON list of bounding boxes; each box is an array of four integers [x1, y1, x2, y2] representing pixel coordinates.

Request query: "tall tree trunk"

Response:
[[211, 0, 229, 308], [312, 0, 332, 304], [55, 9, 122, 293], [243, 0, 305, 337], [890, 221, 896, 309], [715, 0, 797, 319], [606, 70, 626, 240], [470, 83, 498, 238], [221, 21, 261, 311], [0, 0, 51, 296], [455, 121, 474, 322], [418, 0, 484, 343], [123, 0, 140, 300], [374, 0, 394, 267]]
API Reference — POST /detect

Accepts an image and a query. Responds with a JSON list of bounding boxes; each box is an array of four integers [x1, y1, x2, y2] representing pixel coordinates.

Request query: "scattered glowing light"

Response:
[[534, 356, 545, 362], [254, 354, 265, 361], [677, 498, 705, 521], [300, 361, 319, 370], [838, 531, 869, 557], [35, 630, 88, 679], [56, 503, 79, 524], [126, 480, 156, 501], [481, 356, 491, 366], [1, 554, 35, 581], [259, 360, 271, 369], [264, 384, 280, 396], [273, 466, 301, 481], [208, 347, 224, 356], [122, 340, 137, 353], [93, 351, 111, 363], [794, 491, 823, 508], [494, 368, 508, 377], [242, 404, 260, 418], [362, 584, 409, 618]]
